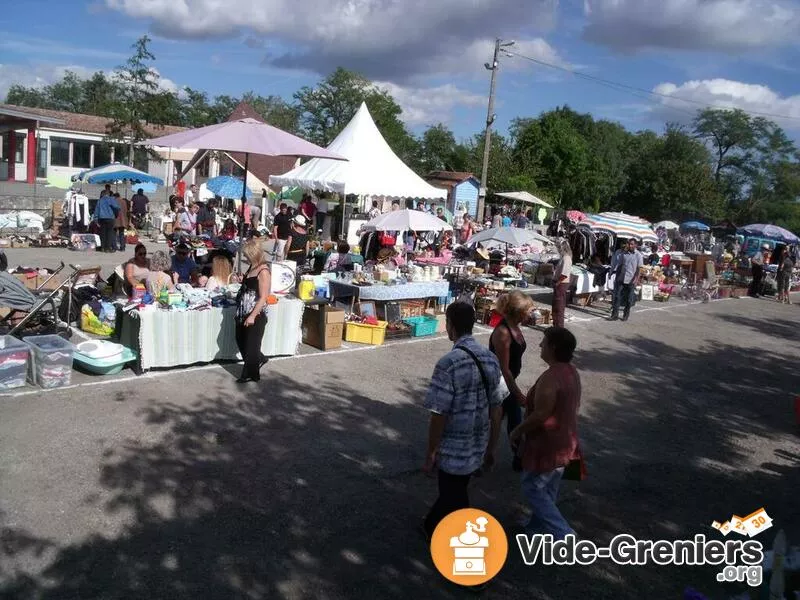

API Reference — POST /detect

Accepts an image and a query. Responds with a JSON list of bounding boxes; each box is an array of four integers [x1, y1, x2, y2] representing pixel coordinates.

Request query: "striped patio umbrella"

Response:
[[580, 212, 657, 243]]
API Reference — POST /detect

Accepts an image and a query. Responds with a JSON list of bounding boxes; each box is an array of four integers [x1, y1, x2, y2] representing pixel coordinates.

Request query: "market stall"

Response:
[[119, 295, 303, 372]]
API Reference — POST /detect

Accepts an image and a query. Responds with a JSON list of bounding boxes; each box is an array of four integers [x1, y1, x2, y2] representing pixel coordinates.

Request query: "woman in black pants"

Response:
[[235, 239, 271, 383], [489, 291, 535, 471]]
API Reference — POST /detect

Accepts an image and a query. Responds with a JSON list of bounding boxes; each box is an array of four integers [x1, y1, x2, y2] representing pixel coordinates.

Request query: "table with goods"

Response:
[[325, 263, 451, 345], [118, 283, 304, 373]]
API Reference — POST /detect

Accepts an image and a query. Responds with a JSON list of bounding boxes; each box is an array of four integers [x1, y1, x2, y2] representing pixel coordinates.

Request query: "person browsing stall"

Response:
[[324, 241, 353, 272], [95, 190, 120, 253], [113, 193, 129, 252], [171, 243, 197, 285], [609, 238, 643, 322], [510, 327, 581, 540], [422, 302, 503, 540], [285, 215, 310, 267], [552, 240, 573, 328], [489, 291, 534, 471], [177, 203, 200, 235], [235, 239, 272, 383], [272, 203, 292, 258]]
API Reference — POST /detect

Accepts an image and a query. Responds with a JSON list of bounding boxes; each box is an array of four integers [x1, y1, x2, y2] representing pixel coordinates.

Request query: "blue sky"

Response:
[[2, 0, 800, 141]]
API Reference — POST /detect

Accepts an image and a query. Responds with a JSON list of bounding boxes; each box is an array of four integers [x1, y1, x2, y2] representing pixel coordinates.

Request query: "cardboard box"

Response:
[[302, 305, 345, 350]]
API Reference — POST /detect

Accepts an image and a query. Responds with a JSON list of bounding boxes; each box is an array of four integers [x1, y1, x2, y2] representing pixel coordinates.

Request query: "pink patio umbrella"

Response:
[[142, 119, 347, 270]]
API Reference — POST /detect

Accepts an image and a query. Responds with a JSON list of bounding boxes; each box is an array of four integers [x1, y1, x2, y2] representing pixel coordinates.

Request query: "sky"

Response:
[[2, 0, 800, 141]]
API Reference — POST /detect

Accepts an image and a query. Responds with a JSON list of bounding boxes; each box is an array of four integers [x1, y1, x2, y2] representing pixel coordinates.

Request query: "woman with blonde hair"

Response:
[[234, 239, 272, 383], [489, 290, 535, 471], [205, 255, 233, 291], [552, 240, 573, 328]]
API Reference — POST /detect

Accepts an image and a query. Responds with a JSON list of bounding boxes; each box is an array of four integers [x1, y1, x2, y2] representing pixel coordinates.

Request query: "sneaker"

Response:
[[608, 315, 619, 321]]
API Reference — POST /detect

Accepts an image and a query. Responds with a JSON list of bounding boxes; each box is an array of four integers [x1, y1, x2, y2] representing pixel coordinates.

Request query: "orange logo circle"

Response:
[[430, 509, 508, 586]]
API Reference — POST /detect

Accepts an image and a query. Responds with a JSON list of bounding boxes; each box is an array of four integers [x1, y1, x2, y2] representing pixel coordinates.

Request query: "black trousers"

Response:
[[750, 264, 763, 296], [235, 313, 267, 380], [99, 219, 116, 251], [424, 469, 471, 537]]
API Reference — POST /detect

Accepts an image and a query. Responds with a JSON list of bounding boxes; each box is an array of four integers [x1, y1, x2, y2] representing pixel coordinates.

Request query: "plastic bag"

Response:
[[80, 304, 114, 337]]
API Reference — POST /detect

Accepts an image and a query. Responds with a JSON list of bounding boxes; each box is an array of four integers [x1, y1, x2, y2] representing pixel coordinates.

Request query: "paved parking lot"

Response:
[[0, 247, 798, 599]]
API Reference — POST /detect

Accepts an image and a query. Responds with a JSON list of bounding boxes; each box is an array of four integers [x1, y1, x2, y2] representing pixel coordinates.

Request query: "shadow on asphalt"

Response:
[[1, 317, 799, 599]]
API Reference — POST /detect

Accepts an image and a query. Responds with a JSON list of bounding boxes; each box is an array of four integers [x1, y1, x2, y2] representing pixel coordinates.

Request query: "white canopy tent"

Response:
[[270, 102, 447, 201], [495, 191, 554, 208]]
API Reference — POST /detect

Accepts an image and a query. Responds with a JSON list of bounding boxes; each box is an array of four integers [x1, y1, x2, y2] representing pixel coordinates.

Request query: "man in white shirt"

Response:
[[610, 238, 644, 322], [749, 244, 767, 297], [185, 184, 197, 204]]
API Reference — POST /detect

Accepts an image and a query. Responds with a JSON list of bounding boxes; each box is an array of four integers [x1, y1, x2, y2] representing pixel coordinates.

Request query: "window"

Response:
[[219, 156, 244, 177], [37, 138, 47, 178], [50, 138, 70, 167], [73, 141, 91, 168], [14, 134, 25, 163], [94, 143, 113, 166]]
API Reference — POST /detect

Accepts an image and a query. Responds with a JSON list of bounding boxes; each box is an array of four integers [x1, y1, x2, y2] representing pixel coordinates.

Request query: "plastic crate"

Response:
[[399, 300, 426, 318], [23, 334, 75, 389], [345, 321, 388, 345], [0, 335, 31, 390], [403, 316, 439, 337]]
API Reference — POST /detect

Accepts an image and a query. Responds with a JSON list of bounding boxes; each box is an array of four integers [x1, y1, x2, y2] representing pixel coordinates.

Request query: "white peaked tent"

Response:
[[270, 102, 447, 200]]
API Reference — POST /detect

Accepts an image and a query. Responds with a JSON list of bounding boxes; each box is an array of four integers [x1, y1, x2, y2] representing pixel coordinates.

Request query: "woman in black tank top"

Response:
[[489, 291, 534, 471]]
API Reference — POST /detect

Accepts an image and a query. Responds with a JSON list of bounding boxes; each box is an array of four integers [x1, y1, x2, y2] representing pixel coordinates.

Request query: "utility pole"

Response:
[[478, 38, 514, 223]]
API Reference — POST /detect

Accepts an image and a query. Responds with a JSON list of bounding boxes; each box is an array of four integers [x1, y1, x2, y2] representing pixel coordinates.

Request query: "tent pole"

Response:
[[339, 185, 345, 241], [237, 152, 249, 274]]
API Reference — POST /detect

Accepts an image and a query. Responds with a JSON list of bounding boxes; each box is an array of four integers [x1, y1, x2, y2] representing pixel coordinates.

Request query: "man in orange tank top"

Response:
[[510, 327, 581, 539]]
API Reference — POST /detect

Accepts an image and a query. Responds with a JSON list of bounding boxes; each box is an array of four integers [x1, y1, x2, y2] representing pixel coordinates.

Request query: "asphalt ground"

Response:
[[0, 247, 798, 600]]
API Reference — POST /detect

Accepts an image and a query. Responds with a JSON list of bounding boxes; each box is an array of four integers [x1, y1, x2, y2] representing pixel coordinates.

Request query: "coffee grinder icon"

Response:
[[450, 516, 489, 576]]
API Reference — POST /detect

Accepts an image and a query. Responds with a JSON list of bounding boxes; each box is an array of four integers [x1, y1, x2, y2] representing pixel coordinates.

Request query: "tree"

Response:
[[619, 126, 723, 221], [694, 108, 800, 218], [418, 124, 469, 174], [293, 68, 418, 164], [106, 35, 163, 166]]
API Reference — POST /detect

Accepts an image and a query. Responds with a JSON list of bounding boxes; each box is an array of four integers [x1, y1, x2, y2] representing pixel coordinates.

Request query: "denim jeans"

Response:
[[521, 468, 575, 539], [611, 282, 635, 318]]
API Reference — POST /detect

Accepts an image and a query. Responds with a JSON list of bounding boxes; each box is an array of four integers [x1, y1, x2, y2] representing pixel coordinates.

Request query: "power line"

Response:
[[506, 50, 800, 122]]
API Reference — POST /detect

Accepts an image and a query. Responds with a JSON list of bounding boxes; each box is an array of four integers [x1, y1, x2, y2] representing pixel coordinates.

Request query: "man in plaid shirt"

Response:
[[422, 302, 503, 539]]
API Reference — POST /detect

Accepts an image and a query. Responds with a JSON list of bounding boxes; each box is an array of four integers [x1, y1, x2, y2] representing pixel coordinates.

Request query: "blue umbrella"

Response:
[[681, 221, 710, 232], [738, 223, 800, 244], [73, 162, 164, 185], [205, 175, 253, 199]]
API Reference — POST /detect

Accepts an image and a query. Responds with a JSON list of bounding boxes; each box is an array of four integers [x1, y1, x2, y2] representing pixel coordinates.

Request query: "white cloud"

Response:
[[104, 0, 559, 81], [375, 81, 485, 126], [652, 78, 800, 128], [583, 0, 800, 52]]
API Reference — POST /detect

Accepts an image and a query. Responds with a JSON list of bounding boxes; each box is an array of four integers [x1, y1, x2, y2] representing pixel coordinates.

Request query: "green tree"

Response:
[[293, 67, 418, 164], [5, 84, 49, 107], [619, 126, 723, 220], [418, 124, 468, 173], [82, 72, 123, 117], [106, 35, 163, 166]]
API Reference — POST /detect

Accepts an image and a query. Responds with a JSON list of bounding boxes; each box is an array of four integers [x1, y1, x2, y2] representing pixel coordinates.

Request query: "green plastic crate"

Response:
[[403, 316, 439, 337]]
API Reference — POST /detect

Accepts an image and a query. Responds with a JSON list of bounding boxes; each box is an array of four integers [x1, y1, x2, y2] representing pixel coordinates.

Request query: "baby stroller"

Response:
[[0, 262, 100, 338]]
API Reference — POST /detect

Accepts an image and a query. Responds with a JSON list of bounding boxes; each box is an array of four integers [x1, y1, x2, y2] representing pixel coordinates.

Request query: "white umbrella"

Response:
[[468, 227, 550, 246], [495, 191, 554, 208], [580, 212, 658, 244], [363, 209, 452, 232], [654, 220, 679, 230]]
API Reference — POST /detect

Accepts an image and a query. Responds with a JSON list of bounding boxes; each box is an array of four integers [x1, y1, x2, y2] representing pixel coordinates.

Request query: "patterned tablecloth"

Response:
[[328, 280, 450, 302], [120, 298, 304, 371]]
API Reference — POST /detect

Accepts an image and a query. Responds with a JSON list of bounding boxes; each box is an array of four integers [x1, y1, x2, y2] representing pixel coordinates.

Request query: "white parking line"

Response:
[[0, 297, 738, 398]]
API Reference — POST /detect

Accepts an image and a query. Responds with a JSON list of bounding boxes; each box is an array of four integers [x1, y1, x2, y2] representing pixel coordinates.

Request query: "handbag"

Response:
[[562, 446, 587, 481]]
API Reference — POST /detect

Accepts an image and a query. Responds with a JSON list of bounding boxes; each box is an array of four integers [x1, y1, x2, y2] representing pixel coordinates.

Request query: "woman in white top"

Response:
[[552, 240, 573, 328], [205, 255, 233, 291]]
